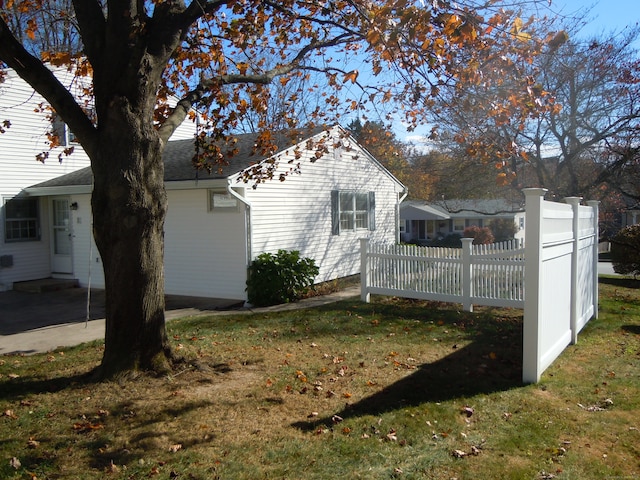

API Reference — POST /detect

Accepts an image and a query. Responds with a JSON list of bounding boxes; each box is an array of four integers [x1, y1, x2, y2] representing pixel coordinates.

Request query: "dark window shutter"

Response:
[[331, 190, 340, 235], [368, 191, 376, 231]]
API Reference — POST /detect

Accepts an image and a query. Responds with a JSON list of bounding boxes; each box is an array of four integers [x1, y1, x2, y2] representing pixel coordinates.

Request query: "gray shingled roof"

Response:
[[402, 199, 524, 218], [29, 129, 324, 189]]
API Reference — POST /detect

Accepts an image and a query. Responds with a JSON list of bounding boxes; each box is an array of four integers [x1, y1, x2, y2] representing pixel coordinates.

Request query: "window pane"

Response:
[[4, 198, 39, 241], [339, 192, 354, 211], [355, 212, 368, 229], [355, 193, 368, 210], [355, 193, 369, 229], [340, 212, 354, 230]]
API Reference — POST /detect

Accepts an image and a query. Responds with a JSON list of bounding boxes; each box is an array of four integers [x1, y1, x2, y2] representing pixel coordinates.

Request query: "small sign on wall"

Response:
[[208, 189, 238, 211]]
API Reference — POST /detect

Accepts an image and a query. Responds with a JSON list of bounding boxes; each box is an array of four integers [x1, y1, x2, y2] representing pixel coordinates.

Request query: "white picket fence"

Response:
[[360, 188, 599, 383], [360, 239, 525, 310]]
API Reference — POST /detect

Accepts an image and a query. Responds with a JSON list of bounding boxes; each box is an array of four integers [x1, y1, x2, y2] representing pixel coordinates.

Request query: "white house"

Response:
[[0, 66, 200, 292], [0, 68, 94, 291], [23, 125, 407, 301], [400, 198, 525, 244]]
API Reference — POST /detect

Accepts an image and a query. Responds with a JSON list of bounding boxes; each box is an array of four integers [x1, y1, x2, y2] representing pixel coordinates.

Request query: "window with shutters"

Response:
[[331, 190, 375, 235]]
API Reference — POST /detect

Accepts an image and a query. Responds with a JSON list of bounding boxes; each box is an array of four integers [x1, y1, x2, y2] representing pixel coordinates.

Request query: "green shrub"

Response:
[[246, 249, 320, 307], [611, 225, 640, 277], [430, 233, 462, 247]]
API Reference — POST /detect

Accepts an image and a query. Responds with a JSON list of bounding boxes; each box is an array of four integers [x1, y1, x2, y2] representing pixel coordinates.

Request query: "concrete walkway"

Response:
[[0, 285, 360, 356]]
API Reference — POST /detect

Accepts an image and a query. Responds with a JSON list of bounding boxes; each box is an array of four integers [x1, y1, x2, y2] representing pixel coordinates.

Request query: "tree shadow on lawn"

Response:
[[293, 311, 523, 431], [599, 276, 640, 289]]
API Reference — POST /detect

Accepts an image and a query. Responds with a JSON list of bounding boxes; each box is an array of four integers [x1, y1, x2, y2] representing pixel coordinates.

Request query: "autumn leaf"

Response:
[[461, 406, 474, 417], [73, 422, 104, 433], [343, 70, 359, 84], [9, 457, 21, 469]]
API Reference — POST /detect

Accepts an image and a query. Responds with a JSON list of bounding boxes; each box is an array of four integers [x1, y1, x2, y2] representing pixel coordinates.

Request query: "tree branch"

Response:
[[157, 31, 355, 142], [71, 0, 106, 64]]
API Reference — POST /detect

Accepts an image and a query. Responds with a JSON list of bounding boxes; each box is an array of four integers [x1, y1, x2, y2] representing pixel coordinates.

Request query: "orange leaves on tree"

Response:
[[511, 17, 532, 43], [343, 70, 359, 84], [26, 18, 37, 40]]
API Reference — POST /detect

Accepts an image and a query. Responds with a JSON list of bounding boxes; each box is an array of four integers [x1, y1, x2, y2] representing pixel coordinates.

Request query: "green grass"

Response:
[[1, 276, 639, 479]]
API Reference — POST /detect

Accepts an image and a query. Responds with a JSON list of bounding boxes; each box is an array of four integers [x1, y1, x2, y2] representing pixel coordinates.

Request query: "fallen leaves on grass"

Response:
[[452, 445, 482, 458], [460, 406, 474, 417], [72, 421, 104, 433], [9, 457, 21, 469], [578, 398, 614, 412], [26, 437, 40, 448]]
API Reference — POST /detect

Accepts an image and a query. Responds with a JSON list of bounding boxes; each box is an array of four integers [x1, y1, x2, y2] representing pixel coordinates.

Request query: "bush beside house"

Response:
[[611, 225, 640, 277], [246, 250, 319, 307]]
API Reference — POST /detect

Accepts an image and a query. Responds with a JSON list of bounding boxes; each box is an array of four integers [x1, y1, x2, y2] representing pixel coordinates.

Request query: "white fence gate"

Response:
[[360, 188, 599, 383]]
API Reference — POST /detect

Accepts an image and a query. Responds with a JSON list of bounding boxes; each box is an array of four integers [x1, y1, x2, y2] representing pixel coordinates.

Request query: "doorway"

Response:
[[51, 197, 73, 274]]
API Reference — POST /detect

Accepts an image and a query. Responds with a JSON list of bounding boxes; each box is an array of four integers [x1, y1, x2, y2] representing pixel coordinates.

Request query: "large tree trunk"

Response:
[[91, 95, 171, 378]]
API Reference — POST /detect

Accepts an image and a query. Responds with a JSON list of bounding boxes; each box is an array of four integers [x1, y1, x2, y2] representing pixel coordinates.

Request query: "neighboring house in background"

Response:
[[0, 66, 198, 292], [400, 198, 525, 244], [23, 125, 407, 301]]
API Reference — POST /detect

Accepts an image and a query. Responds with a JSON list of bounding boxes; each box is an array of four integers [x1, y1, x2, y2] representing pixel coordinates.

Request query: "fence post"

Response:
[[360, 238, 370, 303], [587, 200, 600, 320], [565, 197, 582, 344], [461, 238, 473, 312], [522, 188, 548, 384]]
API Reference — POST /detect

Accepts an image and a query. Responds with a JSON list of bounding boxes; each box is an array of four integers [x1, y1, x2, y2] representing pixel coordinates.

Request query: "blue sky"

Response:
[[546, 0, 639, 39], [400, 0, 640, 146]]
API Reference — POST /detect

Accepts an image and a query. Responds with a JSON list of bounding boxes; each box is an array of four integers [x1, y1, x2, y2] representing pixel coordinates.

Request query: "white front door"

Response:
[[51, 198, 73, 274]]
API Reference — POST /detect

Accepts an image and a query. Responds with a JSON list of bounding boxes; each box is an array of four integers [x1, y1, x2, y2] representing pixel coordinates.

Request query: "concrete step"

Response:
[[12, 278, 79, 293]]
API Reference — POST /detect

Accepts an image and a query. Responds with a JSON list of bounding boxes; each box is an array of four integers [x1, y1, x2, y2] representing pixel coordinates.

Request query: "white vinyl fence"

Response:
[[360, 188, 599, 383], [360, 239, 525, 310]]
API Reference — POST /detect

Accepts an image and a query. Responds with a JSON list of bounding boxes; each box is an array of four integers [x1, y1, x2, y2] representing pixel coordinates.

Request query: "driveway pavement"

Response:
[[0, 285, 361, 355], [598, 260, 617, 276]]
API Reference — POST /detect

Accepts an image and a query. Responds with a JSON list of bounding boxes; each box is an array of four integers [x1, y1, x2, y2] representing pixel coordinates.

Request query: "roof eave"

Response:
[[24, 185, 93, 196]]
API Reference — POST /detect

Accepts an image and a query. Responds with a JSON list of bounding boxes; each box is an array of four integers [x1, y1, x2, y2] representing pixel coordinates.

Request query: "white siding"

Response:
[[68, 194, 105, 289], [163, 188, 248, 299], [0, 69, 91, 290], [242, 127, 404, 284], [61, 189, 248, 300], [24, 127, 405, 301]]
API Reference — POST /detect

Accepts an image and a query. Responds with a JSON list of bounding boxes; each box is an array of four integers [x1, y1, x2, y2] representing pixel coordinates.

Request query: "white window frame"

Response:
[[453, 218, 465, 232], [4, 197, 40, 242], [332, 190, 375, 235]]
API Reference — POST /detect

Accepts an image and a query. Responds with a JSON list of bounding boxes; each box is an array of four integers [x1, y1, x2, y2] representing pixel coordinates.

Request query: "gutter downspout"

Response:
[[227, 181, 252, 267], [397, 189, 409, 244]]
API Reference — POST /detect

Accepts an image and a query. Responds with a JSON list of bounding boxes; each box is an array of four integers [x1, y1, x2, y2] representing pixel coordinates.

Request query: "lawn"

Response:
[[1, 276, 639, 479]]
